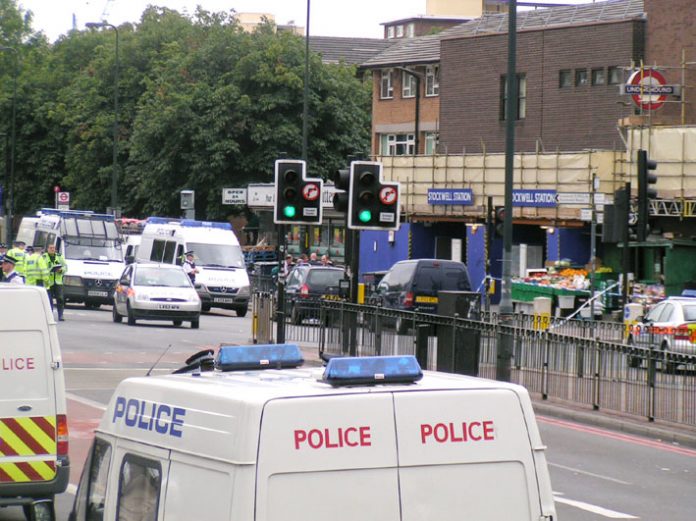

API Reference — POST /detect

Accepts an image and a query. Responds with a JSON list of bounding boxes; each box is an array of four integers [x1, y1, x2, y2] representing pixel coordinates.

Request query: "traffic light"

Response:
[[274, 159, 323, 225], [332, 167, 350, 214], [347, 161, 400, 231], [637, 149, 657, 242], [494, 206, 505, 238], [602, 187, 629, 243]]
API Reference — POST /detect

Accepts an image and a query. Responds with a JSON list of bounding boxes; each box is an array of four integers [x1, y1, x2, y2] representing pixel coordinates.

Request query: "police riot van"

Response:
[[20, 209, 125, 308], [0, 285, 69, 521], [136, 217, 250, 316], [69, 345, 557, 521]]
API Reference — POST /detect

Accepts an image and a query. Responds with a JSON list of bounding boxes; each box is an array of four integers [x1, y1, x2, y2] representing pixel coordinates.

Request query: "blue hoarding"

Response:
[[512, 189, 557, 208], [427, 188, 474, 205]]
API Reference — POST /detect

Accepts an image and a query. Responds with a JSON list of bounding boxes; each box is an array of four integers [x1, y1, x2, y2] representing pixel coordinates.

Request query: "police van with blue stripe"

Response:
[[69, 345, 556, 521]]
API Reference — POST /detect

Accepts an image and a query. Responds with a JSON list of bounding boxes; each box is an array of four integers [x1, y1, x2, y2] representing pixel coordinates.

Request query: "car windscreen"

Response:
[[64, 239, 124, 261], [134, 267, 192, 288], [413, 265, 439, 292], [187, 243, 245, 269], [442, 266, 471, 291], [306, 269, 344, 290], [380, 262, 417, 292], [683, 304, 696, 321]]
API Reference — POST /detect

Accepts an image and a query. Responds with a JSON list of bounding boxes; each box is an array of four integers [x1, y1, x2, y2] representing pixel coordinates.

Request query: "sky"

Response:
[[18, 0, 593, 42]]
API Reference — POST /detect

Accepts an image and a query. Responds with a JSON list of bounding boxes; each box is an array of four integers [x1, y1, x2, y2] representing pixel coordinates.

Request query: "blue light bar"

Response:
[[216, 344, 304, 371], [181, 219, 232, 230], [41, 208, 114, 221], [681, 289, 696, 298], [146, 216, 181, 225], [323, 356, 423, 386]]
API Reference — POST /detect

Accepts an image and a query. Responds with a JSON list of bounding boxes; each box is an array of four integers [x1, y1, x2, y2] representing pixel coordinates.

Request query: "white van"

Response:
[[0, 286, 70, 520], [19, 209, 126, 308], [69, 346, 556, 521], [136, 217, 250, 316]]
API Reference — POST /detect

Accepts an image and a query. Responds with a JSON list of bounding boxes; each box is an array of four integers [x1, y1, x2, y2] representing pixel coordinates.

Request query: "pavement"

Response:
[[295, 341, 696, 450]]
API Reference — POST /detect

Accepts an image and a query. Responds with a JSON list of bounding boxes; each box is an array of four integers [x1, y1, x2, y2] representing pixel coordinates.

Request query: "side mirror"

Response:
[[125, 255, 135, 265]]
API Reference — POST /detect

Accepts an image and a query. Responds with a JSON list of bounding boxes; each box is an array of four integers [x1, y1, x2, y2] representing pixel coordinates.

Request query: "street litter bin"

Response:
[[436, 291, 481, 376]]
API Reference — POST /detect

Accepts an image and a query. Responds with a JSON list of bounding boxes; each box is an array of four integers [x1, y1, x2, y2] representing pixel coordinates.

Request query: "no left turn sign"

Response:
[[302, 183, 320, 201], [379, 186, 397, 205]]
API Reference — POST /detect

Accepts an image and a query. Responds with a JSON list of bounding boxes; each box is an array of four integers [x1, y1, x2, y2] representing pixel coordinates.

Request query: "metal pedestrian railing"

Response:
[[251, 291, 696, 430]]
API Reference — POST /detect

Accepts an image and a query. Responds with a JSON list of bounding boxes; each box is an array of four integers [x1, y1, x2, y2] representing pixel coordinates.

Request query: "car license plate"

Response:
[[415, 295, 438, 304], [158, 304, 180, 310], [88, 290, 109, 298], [213, 297, 234, 304]]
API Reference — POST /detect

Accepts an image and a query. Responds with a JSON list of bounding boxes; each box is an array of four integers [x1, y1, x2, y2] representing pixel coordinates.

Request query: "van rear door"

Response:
[[256, 394, 400, 521], [0, 317, 58, 485], [393, 389, 545, 521]]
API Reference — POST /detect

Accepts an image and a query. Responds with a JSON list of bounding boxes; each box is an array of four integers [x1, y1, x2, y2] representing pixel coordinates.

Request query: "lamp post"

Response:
[[86, 21, 120, 216], [0, 46, 17, 245]]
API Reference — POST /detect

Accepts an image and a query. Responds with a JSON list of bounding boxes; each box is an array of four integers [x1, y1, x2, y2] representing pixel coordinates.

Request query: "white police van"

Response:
[[1, 286, 70, 521], [69, 345, 556, 521], [19, 209, 125, 308], [136, 217, 250, 316]]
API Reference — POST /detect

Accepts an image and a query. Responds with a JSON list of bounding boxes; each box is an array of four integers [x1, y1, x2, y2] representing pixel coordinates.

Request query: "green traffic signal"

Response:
[[358, 209, 372, 223], [283, 205, 297, 218]]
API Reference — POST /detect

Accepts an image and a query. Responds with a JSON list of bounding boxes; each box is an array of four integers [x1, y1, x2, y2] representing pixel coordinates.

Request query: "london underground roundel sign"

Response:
[[626, 69, 669, 111]]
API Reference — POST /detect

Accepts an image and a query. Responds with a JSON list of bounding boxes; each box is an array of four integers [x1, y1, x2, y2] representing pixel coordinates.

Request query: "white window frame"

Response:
[[406, 23, 415, 38], [425, 65, 439, 97], [396, 25, 404, 37], [382, 133, 415, 156], [380, 69, 394, 99], [425, 132, 438, 155], [387, 26, 395, 39], [402, 70, 417, 98]]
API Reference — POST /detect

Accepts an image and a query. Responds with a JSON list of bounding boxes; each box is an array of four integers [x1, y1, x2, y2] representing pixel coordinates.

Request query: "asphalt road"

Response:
[[2, 304, 695, 521]]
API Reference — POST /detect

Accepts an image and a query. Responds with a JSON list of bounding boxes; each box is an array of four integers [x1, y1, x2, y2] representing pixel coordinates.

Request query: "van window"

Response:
[[150, 240, 167, 262], [306, 269, 343, 289], [72, 438, 112, 521], [413, 265, 439, 292], [117, 455, 161, 521], [162, 241, 177, 264], [382, 262, 416, 291], [443, 266, 471, 291]]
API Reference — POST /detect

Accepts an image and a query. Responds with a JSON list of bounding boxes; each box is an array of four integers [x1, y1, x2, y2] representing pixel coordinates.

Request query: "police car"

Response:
[[69, 344, 556, 521], [112, 262, 201, 328]]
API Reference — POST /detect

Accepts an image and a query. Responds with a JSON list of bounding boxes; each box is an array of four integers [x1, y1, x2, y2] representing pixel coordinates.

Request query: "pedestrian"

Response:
[[1, 255, 25, 284], [309, 252, 321, 265], [321, 254, 333, 266], [6, 240, 27, 279], [0, 242, 7, 262], [283, 254, 294, 275], [24, 246, 47, 287], [183, 251, 199, 284], [299, 253, 309, 265], [42, 244, 66, 321]]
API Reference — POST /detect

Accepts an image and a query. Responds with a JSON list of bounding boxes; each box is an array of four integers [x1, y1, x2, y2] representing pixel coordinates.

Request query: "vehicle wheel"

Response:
[[202, 304, 211, 312], [127, 304, 136, 326], [291, 306, 302, 325], [236, 306, 248, 318], [191, 319, 200, 329], [112, 305, 122, 323], [24, 500, 54, 521], [173, 320, 183, 326]]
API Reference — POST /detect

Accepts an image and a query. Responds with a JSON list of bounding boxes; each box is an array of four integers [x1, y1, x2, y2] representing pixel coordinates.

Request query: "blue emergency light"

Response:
[[216, 344, 304, 371], [681, 289, 696, 298], [181, 219, 232, 230], [146, 216, 181, 225], [323, 355, 423, 386]]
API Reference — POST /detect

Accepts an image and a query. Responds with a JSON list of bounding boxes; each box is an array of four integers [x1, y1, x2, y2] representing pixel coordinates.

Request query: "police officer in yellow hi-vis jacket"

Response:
[[6, 240, 27, 278], [24, 246, 48, 287], [42, 244, 67, 321]]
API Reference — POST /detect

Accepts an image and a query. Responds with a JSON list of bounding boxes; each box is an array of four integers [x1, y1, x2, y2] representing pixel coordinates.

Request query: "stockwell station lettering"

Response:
[[427, 188, 474, 206], [512, 189, 557, 208]]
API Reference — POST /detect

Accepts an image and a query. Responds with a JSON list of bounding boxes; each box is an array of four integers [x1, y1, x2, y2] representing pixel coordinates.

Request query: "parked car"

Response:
[[113, 262, 201, 328], [372, 259, 472, 333], [285, 265, 346, 324], [627, 295, 696, 368]]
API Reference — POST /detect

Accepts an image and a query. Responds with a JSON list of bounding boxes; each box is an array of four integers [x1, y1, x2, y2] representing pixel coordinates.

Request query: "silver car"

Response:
[[113, 262, 201, 328]]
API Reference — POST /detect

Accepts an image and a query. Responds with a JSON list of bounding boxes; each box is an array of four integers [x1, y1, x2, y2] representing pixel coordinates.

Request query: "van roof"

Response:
[[99, 367, 530, 464]]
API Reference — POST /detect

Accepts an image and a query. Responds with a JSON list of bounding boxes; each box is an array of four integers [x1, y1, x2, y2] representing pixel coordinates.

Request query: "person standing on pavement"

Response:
[[6, 240, 27, 279], [183, 251, 199, 284], [24, 246, 47, 287], [1, 255, 25, 284], [0, 243, 7, 262], [42, 244, 67, 321]]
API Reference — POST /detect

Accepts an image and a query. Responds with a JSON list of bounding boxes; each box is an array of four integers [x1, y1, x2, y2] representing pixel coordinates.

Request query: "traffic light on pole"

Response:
[[637, 149, 657, 242], [494, 206, 505, 238], [274, 159, 323, 225], [332, 167, 350, 214], [348, 161, 400, 231]]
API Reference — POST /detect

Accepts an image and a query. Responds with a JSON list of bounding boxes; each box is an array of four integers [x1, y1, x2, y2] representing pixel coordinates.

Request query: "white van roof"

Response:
[[99, 352, 542, 466]]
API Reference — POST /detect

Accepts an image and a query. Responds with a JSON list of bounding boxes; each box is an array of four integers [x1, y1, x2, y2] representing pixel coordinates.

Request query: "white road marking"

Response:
[[66, 393, 107, 411], [549, 462, 632, 485], [554, 494, 638, 519]]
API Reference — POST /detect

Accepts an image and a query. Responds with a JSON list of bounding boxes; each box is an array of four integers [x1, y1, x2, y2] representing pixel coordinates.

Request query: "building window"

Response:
[[380, 133, 415, 156], [396, 25, 404, 37], [575, 69, 588, 86], [425, 132, 438, 155], [500, 74, 527, 120], [380, 69, 393, 99], [559, 69, 572, 88], [406, 23, 415, 38], [591, 68, 605, 86], [402, 70, 417, 98], [426, 65, 439, 96], [608, 66, 622, 85], [387, 26, 395, 39]]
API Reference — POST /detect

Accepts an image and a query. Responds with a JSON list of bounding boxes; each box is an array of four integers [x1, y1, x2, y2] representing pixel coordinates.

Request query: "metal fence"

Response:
[[259, 295, 696, 430]]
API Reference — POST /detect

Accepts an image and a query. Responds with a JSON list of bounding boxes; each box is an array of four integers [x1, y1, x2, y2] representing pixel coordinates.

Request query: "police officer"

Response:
[[42, 244, 67, 321], [1, 255, 25, 284], [183, 251, 199, 284], [6, 240, 27, 278], [24, 246, 47, 287], [0, 243, 7, 262]]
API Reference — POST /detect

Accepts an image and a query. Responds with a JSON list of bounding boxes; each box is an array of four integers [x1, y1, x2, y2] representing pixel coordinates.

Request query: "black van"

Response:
[[373, 259, 472, 331]]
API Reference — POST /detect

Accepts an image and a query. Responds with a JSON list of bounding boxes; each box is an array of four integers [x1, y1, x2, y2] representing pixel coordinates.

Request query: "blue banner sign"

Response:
[[427, 188, 474, 205], [512, 189, 557, 208]]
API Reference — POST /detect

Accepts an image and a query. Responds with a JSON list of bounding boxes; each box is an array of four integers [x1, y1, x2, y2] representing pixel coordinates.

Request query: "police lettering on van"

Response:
[[70, 345, 556, 521]]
